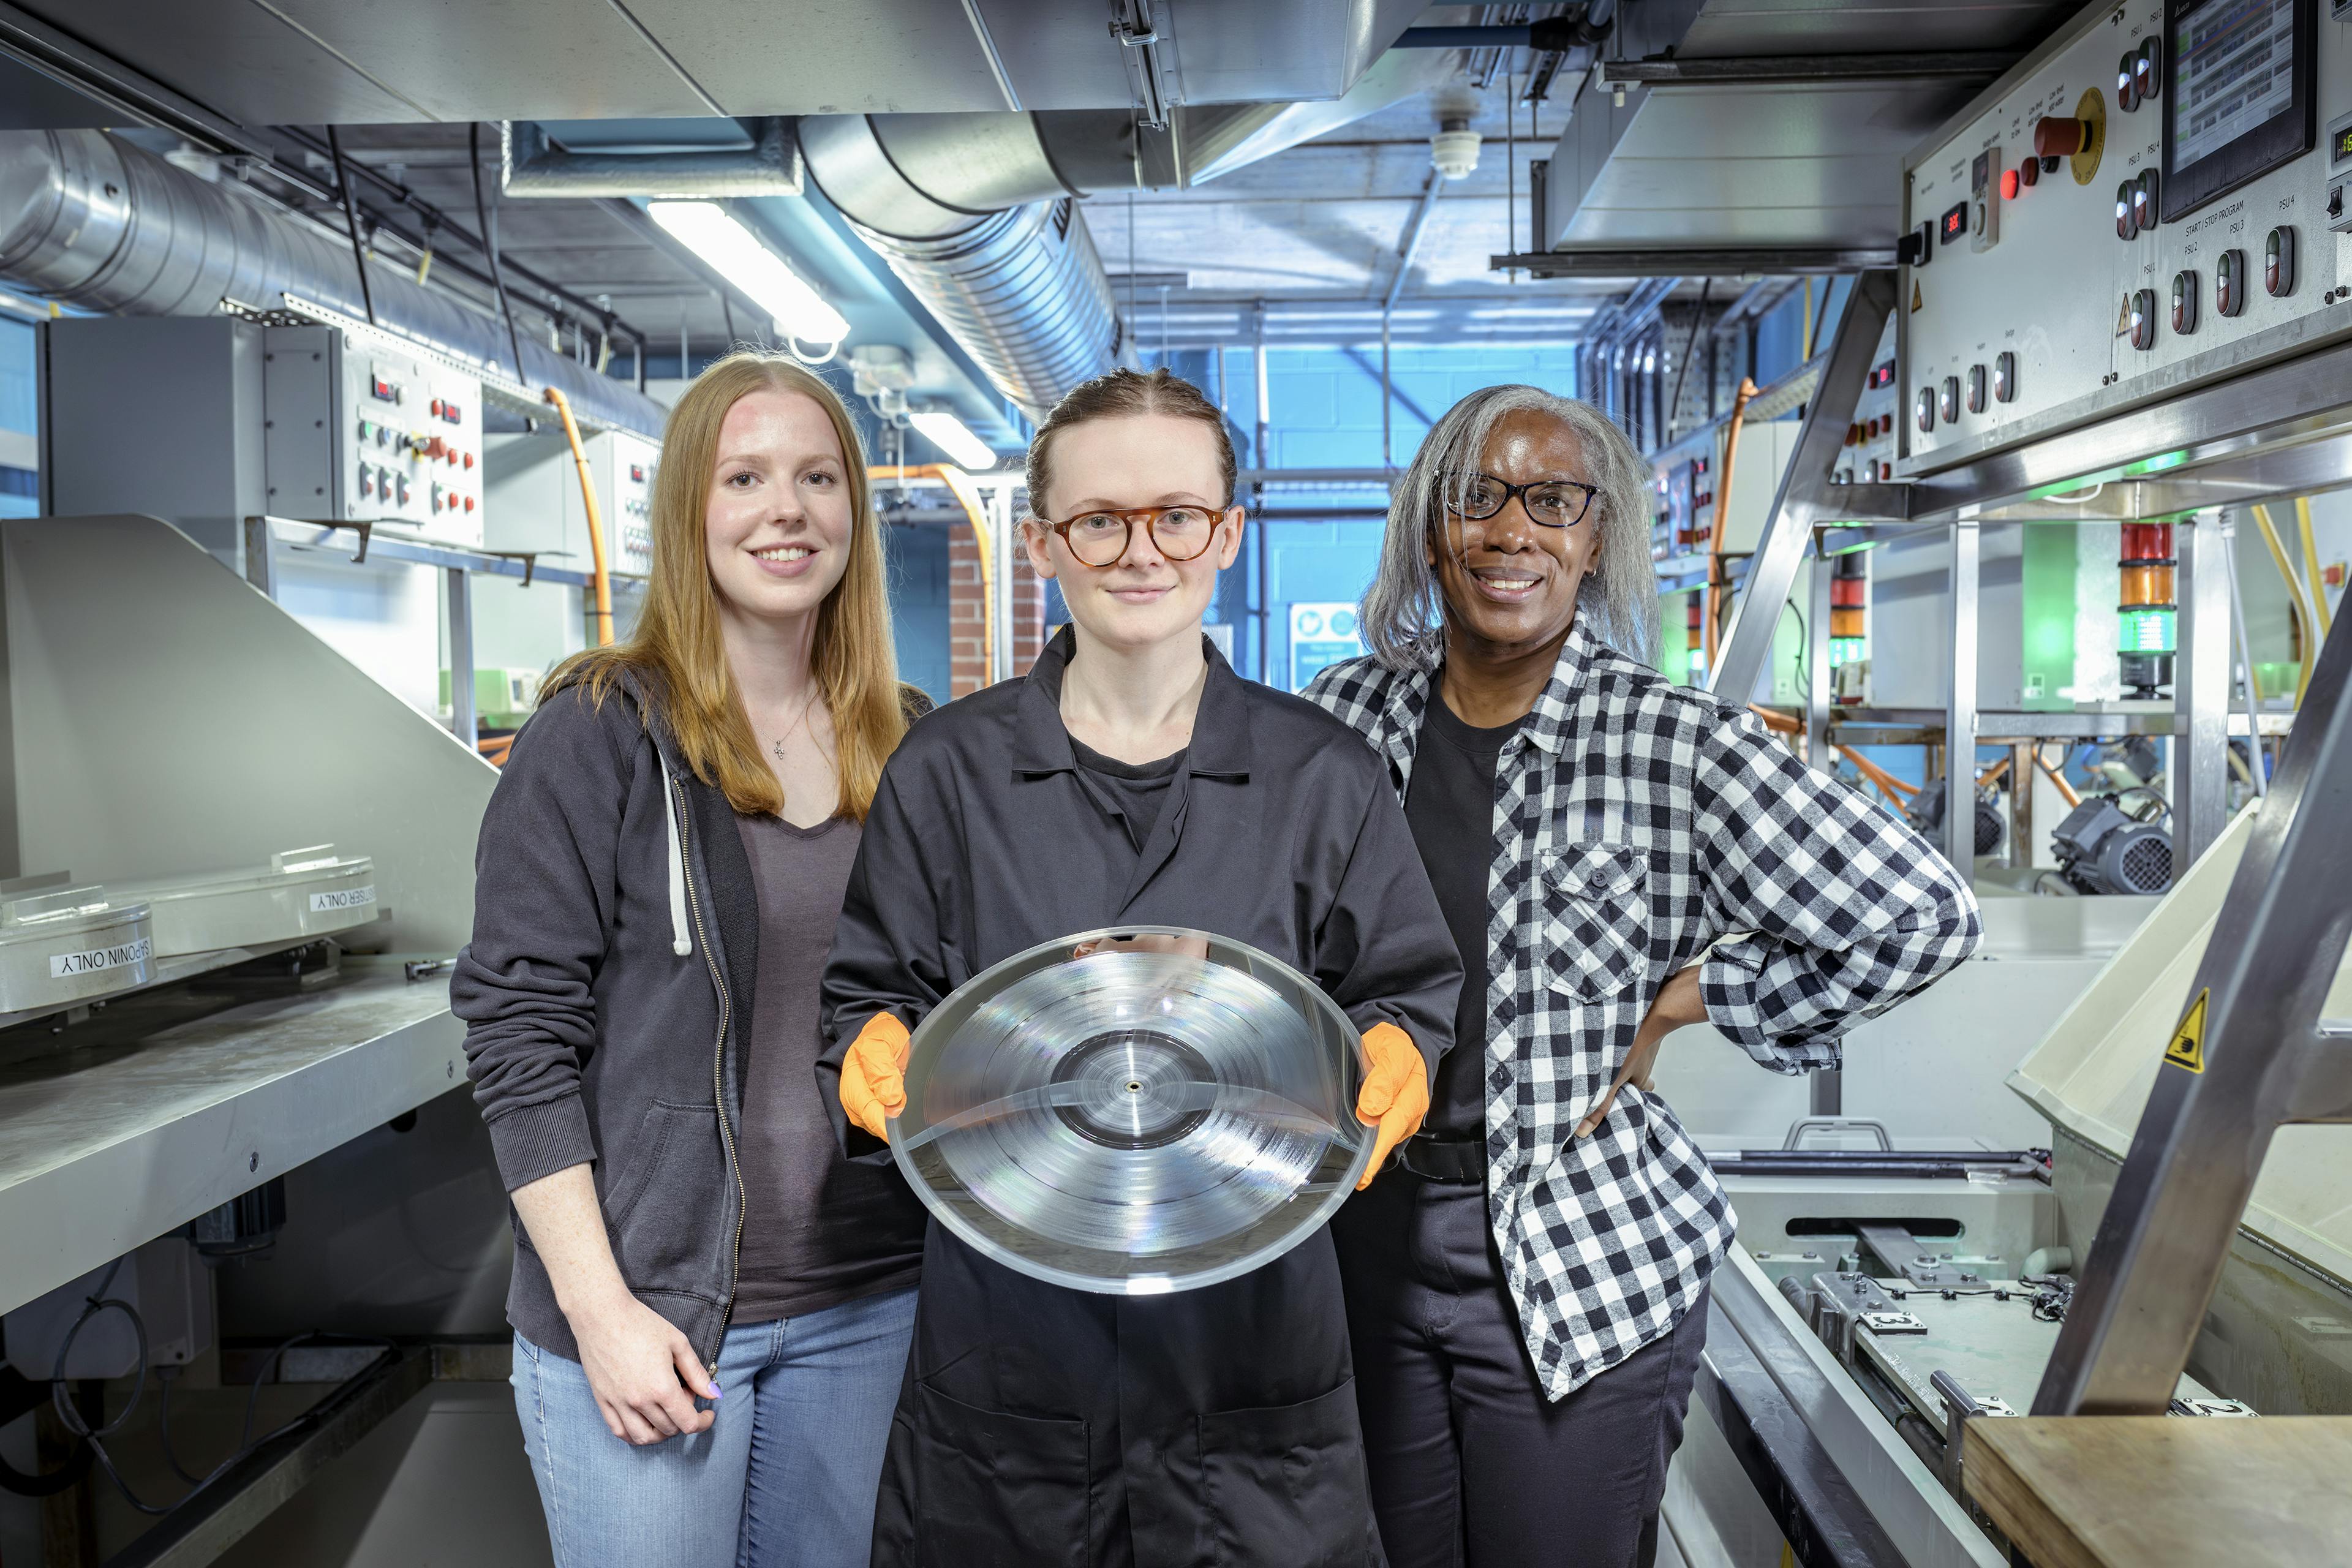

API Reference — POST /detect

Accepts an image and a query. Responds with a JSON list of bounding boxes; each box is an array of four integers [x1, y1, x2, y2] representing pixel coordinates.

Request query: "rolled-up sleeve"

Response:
[[1692, 709, 1981, 1073]]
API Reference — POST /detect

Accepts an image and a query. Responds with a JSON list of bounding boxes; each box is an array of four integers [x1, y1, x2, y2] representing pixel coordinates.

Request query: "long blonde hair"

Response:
[[550, 351, 905, 822]]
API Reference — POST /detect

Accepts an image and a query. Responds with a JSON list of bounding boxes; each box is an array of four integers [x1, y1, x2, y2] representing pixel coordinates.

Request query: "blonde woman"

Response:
[[454, 352, 930, 1567]]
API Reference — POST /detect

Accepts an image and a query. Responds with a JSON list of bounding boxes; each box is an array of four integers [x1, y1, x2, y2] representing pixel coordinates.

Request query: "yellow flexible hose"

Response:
[[2295, 495, 2332, 636], [543, 387, 614, 648], [2250, 504, 2316, 703]]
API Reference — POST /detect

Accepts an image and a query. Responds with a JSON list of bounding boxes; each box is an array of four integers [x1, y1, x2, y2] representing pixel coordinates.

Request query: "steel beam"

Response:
[[0, 2, 266, 157], [445, 568, 476, 748], [1943, 520, 1980, 881], [1596, 51, 2020, 87], [2033, 609, 2352, 1416], [1493, 247, 1899, 278], [1706, 270, 1898, 706], [2173, 514, 2232, 867]]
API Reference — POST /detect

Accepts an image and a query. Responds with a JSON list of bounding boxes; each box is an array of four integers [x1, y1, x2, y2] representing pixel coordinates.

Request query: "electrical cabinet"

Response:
[[480, 427, 657, 578], [264, 325, 484, 545], [41, 315, 484, 549], [1900, 0, 2351, 474]]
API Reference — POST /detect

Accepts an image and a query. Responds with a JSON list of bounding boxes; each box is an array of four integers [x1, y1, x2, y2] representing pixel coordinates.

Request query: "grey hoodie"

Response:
[[451, 671, 763, 1366]]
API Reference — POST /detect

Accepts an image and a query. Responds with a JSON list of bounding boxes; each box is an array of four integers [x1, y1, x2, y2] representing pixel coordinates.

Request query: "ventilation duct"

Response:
[[0, 129, 668, 439], [803, 50, 1463, 424], [501, 119, 801, 200], [801, 113, 1120, 425]]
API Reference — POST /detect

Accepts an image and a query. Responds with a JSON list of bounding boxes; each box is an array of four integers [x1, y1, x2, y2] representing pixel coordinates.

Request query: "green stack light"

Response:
[[2119, 605, 2176, 655]]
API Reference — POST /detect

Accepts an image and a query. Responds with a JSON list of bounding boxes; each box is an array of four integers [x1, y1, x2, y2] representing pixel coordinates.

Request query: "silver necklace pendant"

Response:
[[772, 737, 788, 763]]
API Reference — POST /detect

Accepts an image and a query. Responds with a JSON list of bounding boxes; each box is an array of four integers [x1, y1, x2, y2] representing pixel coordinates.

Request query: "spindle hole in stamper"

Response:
[[1052, 1028, 1215, 1150]]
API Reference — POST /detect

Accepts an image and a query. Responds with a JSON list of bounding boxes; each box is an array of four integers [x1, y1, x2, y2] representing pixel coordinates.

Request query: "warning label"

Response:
[[2164, 989, 2209, 1074]]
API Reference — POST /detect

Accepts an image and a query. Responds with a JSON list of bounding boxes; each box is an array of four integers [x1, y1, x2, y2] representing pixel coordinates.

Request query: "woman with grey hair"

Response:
[[1305, 385, 1979, 1567]]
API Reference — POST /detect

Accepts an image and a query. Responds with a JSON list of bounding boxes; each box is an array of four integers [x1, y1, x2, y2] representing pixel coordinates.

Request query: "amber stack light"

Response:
[[2118, 521, 2177, 696]]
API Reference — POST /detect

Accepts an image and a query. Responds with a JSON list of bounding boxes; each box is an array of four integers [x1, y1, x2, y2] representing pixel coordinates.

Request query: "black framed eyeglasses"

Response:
[[1441, 473, 1600, 529], [1038, 505, 1229, 567]]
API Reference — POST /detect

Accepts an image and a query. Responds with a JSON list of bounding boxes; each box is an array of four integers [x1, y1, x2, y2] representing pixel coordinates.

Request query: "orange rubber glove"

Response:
[[839, 1012, 911, 1143], [1354, 1021, 1430, 1190]]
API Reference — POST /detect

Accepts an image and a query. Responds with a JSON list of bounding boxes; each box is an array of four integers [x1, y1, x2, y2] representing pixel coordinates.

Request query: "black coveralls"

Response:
[[820, 629, 1461, 1568]]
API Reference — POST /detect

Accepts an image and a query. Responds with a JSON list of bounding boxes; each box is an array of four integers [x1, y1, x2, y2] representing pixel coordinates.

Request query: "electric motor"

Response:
[[2050, 797, 2173, 895]]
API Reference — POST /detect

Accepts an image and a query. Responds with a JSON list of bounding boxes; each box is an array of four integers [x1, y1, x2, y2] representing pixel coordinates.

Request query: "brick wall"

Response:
[[945, 524, 1050, 696]]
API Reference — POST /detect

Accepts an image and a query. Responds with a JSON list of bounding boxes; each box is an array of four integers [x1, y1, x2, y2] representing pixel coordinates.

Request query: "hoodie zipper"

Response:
[[672, 769, 745, 1371]]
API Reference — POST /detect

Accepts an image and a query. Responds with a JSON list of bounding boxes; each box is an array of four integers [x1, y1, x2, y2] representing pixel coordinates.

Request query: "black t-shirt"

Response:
[[1404, 688, 1525, 1140], [1069, 735, 1188, 854]]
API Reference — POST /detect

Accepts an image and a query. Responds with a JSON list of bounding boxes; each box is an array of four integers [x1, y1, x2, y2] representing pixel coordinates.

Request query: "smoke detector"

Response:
[[1431, 117, 1482, 181]]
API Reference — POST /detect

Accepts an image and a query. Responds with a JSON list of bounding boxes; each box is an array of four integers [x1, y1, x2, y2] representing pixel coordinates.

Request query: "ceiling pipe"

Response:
[[0, 129, 668, 437]]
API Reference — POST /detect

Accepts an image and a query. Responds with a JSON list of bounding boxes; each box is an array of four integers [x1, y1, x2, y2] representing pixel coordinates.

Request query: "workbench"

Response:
[[0, 964, 464, 1317], [1963, 1416, 2352, 1567]]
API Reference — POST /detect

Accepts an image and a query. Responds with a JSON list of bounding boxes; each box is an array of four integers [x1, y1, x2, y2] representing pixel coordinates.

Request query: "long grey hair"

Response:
[[1359, 385, 1658, 671]]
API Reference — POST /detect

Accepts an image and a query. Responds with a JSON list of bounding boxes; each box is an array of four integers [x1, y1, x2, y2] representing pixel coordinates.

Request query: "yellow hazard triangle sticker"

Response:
[[1911, 279, 1924, 313], [2117, 293, 2135, 338], [2164, 989, 2209, 1073]]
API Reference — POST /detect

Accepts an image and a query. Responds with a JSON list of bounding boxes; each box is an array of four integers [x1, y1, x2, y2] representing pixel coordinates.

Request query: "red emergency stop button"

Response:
[[2034, 117, 2089, 157]]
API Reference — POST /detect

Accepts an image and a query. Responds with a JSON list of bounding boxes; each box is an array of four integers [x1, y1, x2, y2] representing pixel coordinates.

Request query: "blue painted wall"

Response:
[[0, 314, 37, 519], [886, 521, 953, 705], [1191, 343, 1582, 687]]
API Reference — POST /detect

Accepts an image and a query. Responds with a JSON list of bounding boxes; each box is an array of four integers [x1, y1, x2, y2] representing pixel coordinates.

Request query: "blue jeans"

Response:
[[513, 1288, 916, 1568]]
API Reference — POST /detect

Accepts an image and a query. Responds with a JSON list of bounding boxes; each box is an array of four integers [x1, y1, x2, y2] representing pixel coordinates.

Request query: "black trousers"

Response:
[[1330, 1168, 1708, 1568]]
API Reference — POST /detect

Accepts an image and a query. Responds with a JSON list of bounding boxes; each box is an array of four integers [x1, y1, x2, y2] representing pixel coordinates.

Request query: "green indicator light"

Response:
[[2119, 608, 2176, 654]]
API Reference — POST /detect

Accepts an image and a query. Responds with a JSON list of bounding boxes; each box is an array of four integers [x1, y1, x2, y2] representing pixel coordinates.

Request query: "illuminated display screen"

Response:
[[1939, 202, 1969, 244], [2335, 123, 2352, 163], [2172, 0, 2296, 172]]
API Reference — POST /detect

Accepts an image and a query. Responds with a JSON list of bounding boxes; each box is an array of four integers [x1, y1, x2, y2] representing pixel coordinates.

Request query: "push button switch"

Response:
[[1915, 386, 1937, 433], [1938, 375, 1961, 423], [2265, 226, 2295, 296], [2126, 288, 2158, 351], [1992, 352, 2017, 403], [2172, 270, 2199, 335], [1966, 364, 1988, 414], [2215, 250, 2245, 317]]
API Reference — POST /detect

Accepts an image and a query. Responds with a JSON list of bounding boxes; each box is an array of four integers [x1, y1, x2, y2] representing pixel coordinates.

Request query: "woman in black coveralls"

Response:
[[818, 368, 1461, 1567]]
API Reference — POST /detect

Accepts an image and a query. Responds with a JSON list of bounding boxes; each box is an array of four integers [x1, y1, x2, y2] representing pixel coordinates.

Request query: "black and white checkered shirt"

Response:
[[1305, 619, 1981, 1398]]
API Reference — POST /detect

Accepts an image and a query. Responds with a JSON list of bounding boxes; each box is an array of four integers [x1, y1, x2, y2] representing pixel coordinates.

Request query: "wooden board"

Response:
[[1964, 1417, 2352, 1568]]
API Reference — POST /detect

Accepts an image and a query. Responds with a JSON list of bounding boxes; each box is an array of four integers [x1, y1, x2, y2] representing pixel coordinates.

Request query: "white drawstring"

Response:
[[661, 768, 692, 957]]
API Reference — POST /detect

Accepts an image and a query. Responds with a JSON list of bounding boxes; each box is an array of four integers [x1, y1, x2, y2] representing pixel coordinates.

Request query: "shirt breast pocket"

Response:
[[1539, 841, 1649, 1001]]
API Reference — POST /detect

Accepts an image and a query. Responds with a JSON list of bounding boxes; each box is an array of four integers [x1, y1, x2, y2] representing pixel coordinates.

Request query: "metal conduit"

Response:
[[0, 129, 667, 438], [801, 113, 1126, 423]]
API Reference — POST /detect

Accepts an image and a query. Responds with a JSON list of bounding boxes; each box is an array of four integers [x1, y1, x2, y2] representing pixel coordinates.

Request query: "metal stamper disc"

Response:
[[891, 926, 1372, 1295]]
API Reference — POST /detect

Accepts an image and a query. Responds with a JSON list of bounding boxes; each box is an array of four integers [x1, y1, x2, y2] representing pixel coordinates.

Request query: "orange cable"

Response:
[[1704, 377, 1760, 668], [543, 387, 613, 647]]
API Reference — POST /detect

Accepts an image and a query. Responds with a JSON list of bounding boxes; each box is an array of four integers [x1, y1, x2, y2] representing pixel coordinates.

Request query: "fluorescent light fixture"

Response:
[[909, 410, 996, 471], [646, 200, 849, 345]]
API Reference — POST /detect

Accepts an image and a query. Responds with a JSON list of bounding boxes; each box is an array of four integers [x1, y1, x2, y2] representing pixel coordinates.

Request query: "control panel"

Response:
[[480, 427, 658, 578], [1899, 0, 2350, 474], [262, 324, 483, 545], [1834, 317, 1903, 484]]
